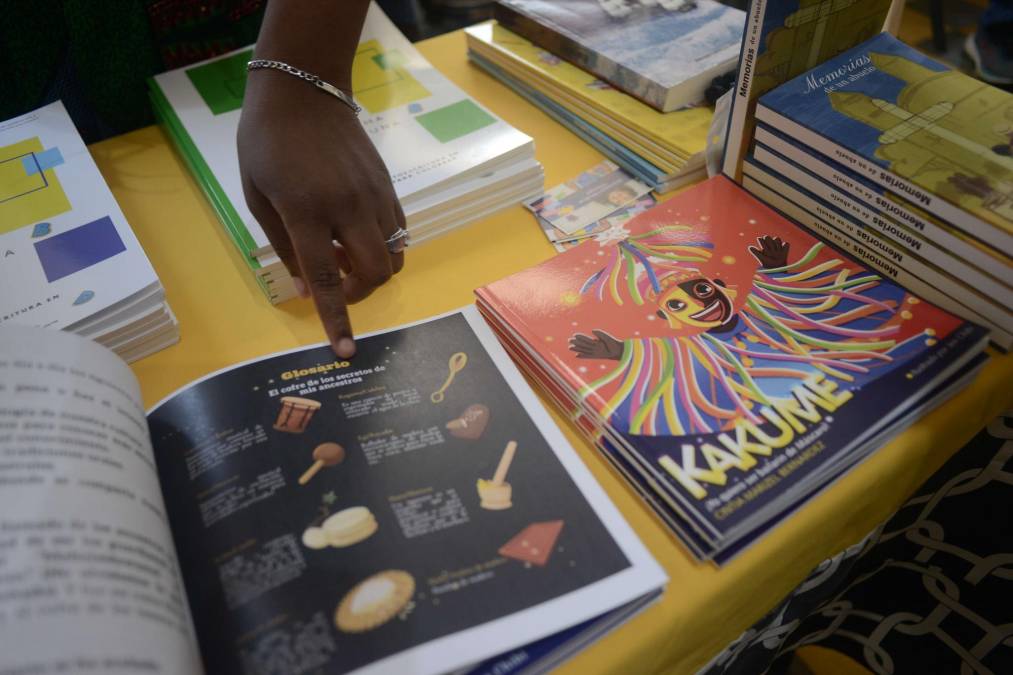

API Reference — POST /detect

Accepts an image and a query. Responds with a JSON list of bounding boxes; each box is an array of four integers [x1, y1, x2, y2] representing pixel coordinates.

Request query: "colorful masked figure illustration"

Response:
[[568, 226, 925, 436]]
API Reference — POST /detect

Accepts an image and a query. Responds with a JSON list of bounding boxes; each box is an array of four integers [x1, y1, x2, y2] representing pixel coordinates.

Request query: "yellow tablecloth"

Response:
[[89, 29, 1013, 675]]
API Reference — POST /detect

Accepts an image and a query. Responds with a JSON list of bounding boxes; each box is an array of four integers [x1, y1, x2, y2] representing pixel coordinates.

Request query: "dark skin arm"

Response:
[[238, 0, 405, 358]]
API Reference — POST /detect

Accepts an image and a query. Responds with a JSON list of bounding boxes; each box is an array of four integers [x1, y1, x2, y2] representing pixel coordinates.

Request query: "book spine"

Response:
[[466, 37, 683, 171], [742, 165, 1012, 347], [468, 50, 662, 183], [752, 143, 1013, 301], [467, 49, 700, 194], [755, 126, 1013, 288], [755, 104, 1013, 253], [493, 4, 667, 111], [721, 0, 767, 179]]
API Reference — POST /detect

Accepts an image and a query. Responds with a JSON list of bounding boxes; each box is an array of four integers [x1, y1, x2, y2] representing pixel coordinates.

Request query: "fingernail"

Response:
[[293, 276, 309, 298], [337, 338, 356, 358]]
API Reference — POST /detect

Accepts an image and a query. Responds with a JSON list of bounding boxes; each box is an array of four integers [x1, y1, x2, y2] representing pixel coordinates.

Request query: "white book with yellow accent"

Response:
[[0, 101, 178, 361]]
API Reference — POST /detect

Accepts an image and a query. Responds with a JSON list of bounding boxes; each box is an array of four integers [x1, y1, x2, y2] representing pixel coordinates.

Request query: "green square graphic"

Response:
[[414, 100, 496, 144], [371, 49, 407, 71], [186, 50, 254, 115]]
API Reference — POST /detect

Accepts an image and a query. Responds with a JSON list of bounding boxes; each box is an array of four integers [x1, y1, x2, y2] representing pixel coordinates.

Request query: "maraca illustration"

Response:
[[431, 352, 468, 403], [299, 442, 346, 485]]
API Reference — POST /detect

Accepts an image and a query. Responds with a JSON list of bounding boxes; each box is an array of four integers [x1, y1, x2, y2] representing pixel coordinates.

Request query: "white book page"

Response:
[[0, 327, 203, 674], [0, 102, 159, 331]]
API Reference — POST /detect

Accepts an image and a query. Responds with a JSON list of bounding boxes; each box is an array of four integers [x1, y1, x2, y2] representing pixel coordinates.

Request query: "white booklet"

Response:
[[151, 2, 536, 257], [0, 102, 161, 331], [0, 306, 665, 675]]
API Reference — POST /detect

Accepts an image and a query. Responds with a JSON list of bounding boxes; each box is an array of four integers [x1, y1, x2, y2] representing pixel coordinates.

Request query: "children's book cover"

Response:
[[723, 0, 892, 178], [495, 0, 744, 111], [759, 32, 1013, 237], [478, 176, 986, 535]]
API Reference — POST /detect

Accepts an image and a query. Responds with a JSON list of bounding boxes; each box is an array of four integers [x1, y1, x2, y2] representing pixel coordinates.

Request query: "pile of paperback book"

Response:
[[465, 0, 745, 193]]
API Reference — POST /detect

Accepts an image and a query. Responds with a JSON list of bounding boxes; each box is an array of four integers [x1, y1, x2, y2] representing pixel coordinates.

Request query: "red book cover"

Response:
[[477, 176, 986, 537]]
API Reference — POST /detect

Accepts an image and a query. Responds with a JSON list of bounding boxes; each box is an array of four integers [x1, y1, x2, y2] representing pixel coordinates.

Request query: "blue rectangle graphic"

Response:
[[21, 147, 64, 175], [34, 216, 126, 282]]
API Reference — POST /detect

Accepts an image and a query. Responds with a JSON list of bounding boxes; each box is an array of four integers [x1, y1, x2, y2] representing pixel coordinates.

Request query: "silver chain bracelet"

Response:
[[247, 59, 362, 115]]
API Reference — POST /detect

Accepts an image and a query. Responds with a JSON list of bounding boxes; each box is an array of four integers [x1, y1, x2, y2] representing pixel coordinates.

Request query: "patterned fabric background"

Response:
[[702, 411, 1013, 675]]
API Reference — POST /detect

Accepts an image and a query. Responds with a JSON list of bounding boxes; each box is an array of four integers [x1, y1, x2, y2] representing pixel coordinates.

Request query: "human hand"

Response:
[[238, 70, 405, 358]]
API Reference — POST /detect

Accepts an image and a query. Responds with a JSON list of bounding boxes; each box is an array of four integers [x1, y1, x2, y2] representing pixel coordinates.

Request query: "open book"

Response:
[[0, 307, 664, 675]]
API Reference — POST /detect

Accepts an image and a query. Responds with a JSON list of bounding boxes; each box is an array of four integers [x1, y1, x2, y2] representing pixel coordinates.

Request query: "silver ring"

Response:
[[385, 227, 409, 253]]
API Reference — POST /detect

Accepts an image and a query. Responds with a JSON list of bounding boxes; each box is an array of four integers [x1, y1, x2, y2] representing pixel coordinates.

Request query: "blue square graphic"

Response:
[[22, 147, 64, 175], [34, 216, 126, 282]]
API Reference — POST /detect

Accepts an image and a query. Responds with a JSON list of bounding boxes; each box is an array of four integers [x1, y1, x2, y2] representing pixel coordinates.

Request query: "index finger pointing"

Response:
[[291, 227, 356, 358]]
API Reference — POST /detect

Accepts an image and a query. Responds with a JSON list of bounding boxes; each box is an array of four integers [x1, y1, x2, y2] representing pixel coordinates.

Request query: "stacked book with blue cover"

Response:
[[465, 0, 745, 193], [742, 32, 1013, 349]]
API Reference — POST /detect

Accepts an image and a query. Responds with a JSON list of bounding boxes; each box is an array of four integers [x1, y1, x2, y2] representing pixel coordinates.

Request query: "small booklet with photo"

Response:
[[0, 308, 664, 675], [524, 161, 653, 237], [536, 194, 657, 252]]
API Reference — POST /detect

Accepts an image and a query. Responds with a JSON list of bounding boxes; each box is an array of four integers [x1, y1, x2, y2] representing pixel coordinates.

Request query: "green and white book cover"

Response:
[[150, 3, 534, 258]]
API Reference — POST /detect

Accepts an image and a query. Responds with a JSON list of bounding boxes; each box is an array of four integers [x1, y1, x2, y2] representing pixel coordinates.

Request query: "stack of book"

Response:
[[476, 174, 989, 563], [465, 0, 745, 193], [742, 33, 1013, 348], [0, 102, 178, 362], [473, 0, 996, 562], [149, 4, 542, 304]]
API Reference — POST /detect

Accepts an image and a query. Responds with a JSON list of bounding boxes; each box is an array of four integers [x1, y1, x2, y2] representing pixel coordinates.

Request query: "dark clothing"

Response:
[[0, 0, 266, 143], [981, 0, 1013, 50]]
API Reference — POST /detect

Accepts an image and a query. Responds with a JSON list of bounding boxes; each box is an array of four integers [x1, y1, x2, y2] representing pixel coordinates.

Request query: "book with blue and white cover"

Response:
[[494, 0, 745, 112], [756, 32, 1013, 252]]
